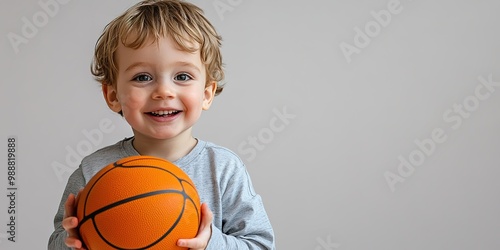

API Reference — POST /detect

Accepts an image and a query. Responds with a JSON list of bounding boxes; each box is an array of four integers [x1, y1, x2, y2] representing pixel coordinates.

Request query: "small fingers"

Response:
[[200, 203, 213, 230], [75, 189, 83, 208], [177, 238, 207, 249], [62, 216, 78, 231], [63, 192, 86, 249], [177, 203, 213, 249], [65, 236, 83, 249], [64, 193, 76, 218]]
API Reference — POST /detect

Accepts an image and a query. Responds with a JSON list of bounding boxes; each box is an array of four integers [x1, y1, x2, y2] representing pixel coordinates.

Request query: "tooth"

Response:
[[151, 110, 178, 115]]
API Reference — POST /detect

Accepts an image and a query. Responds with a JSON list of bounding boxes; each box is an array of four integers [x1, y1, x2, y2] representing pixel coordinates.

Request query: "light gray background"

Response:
[[1, 0, 500, 249]]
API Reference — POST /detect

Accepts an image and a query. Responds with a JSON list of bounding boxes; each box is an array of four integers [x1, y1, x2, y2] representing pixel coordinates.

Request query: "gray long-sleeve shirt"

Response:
[[48, 137, 275, 249]]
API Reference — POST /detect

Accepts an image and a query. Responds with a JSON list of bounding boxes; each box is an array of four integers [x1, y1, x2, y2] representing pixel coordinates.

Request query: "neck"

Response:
[[131, 131, 197, 162]]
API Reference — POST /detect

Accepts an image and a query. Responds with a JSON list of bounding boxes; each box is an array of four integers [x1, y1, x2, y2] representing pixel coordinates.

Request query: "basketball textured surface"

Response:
[[76, 155, 201, 250]]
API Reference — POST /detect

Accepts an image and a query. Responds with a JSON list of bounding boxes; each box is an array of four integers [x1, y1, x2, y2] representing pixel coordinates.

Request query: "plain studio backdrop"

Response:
[[1, 0, 500, 249]]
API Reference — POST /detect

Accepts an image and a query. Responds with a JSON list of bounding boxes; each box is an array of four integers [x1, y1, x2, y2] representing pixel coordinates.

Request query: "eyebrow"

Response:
[[174, 61, 202, 73], [124, 62, 151, 72], [124, 61, 201, 73]]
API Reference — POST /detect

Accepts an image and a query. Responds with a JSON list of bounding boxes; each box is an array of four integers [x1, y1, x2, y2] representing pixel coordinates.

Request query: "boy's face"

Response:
[[103, 36, 216, 141]]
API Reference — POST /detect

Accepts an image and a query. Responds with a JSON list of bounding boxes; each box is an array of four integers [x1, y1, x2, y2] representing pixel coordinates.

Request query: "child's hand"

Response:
[[62, 192, 87, 250], [177, 203, 213, 250]]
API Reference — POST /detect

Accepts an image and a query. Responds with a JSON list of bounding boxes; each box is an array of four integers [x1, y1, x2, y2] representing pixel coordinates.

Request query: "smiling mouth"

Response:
[[148, 110, 181, 117]]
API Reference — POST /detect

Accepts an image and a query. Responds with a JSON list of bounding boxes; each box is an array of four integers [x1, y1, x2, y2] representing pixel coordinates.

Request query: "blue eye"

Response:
[[133, 74, 152, 82], [174, 73, 192, 82]]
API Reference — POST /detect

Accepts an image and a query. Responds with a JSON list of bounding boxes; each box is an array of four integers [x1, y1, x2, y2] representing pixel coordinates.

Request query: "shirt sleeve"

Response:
[[47, 167, 86, 250], [206, 165, 276, 250]]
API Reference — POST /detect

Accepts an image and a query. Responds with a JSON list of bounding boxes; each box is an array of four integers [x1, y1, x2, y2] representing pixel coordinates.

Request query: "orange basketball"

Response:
[[76, 155, 201, 250]]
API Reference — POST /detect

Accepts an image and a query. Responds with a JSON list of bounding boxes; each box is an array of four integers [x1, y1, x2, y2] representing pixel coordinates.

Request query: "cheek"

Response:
[[184, 91, 205, 108], [118, 91, 146, 112]]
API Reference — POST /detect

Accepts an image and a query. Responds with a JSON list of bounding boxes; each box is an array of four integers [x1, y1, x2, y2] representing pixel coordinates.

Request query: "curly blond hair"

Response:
[[91, 0, 224, 95]]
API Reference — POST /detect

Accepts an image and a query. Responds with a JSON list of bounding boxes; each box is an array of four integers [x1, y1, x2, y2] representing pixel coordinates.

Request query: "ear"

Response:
[[202, 81, 217, 110], [102, 83, 122, 113]]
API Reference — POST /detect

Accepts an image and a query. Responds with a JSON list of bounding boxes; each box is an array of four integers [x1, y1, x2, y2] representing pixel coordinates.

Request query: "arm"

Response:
[[207, 167, 275, 250], [48, 167, 86, 250]]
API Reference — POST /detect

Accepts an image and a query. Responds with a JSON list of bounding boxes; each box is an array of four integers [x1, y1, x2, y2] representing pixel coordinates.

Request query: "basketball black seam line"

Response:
[[83, 161, 190, 219], [94, 191, 189, 250], [79, 158, 200, 248], [80, 189, 186, 226]]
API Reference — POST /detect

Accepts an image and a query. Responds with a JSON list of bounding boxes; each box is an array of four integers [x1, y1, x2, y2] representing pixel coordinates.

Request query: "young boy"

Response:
[[47, 0, 275, 249]]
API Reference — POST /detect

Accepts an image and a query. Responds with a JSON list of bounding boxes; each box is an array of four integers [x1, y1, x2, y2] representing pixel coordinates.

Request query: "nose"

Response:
[[152, 79, 175, 100]]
